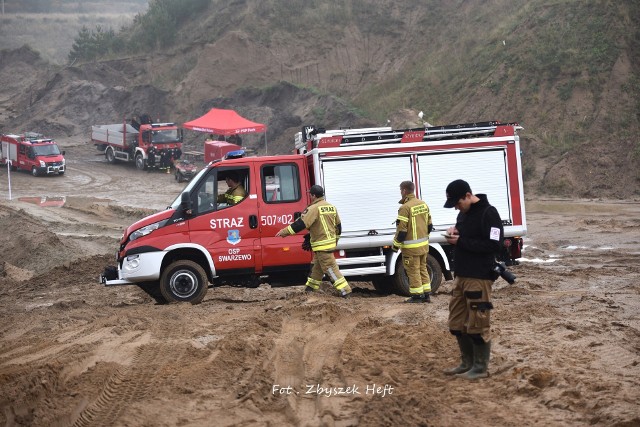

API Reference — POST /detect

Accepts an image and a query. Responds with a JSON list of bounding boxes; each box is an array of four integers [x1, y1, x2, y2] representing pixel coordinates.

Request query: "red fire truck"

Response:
[[1, 132, 66, 176], [100, 121, 526, 304], [91, 119, 183, 171]]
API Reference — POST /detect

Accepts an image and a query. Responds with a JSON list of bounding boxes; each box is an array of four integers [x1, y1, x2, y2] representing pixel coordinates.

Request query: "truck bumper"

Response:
[[99, 252, 164, 286], [41, 165, 65, 175]]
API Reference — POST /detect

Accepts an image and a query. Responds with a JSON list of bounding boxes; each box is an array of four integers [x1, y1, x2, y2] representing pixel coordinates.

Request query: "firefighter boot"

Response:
[[405, 293, 430, 303], [443, 335, 474, 375], [340, 289, 352, 299], [456, 340, 491, 380]]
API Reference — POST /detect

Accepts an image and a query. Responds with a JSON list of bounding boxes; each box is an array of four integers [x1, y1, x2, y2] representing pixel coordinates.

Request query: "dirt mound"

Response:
[[0, 206, 69, 276], [9, 63, 173, 138], [201, 81, 378, 154]]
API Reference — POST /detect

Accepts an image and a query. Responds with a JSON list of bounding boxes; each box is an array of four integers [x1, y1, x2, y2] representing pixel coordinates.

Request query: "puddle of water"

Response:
[[520, 258, 558, 263], [18, 196, 66, 207]]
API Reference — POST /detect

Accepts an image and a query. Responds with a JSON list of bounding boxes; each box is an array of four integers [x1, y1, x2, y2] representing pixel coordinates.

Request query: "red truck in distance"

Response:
[[92, 117, 183, 171], [1, 132, 66, 176]]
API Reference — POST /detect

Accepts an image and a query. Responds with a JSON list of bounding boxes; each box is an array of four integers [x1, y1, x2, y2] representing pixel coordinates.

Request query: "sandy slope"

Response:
[[0, 145, 639, 426]]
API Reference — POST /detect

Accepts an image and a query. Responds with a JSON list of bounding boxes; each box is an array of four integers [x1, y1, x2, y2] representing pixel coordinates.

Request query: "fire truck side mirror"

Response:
[[180, 192, 192, 214]]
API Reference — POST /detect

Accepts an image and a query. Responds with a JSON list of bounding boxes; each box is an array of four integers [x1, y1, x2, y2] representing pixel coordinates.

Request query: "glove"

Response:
[[302, 234, 312, 251]]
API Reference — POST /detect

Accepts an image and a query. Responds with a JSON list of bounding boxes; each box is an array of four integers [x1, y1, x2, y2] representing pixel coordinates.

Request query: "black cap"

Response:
[[309, 185, 324, 197], [444, 179, 471, 208]]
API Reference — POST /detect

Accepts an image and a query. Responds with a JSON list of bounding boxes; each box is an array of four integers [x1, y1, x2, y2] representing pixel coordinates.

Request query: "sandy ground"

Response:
[[0, 143, 639, 427]]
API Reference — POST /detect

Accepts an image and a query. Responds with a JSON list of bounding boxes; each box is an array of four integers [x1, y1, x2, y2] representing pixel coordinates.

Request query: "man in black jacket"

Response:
[[442, 179, 503, 380]]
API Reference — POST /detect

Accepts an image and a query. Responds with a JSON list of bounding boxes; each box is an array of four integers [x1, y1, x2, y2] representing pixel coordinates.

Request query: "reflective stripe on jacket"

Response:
[[218, 184, 246, 205], [300, 198, 341, 251], [394, 194, 431, 255]]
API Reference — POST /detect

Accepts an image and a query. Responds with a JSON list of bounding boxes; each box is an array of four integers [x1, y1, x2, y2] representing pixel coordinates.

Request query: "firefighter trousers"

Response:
[[305, 251, 351, 293], [402, 252, 431, 294]]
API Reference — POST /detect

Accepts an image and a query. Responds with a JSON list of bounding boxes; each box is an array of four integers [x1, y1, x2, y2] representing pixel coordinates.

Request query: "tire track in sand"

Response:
[[72, 341, 188, 427], [266, 297, 366, 425], [71, 314, 189, 427]]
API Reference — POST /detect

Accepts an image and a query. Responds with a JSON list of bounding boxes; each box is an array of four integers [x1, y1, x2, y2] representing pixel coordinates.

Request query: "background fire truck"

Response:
[[91, 115, 183, 171], [1, 132, 66, 176]]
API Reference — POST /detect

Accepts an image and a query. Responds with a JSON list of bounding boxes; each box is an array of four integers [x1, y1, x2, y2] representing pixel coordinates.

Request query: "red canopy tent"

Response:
[[182, 108, 266, 135]]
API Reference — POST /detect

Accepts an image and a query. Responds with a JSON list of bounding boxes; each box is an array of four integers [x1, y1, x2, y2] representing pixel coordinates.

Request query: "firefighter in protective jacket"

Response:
[[393, 180, 433, 303], [217, 171, 246, 206], [276, 185, 352, 298]]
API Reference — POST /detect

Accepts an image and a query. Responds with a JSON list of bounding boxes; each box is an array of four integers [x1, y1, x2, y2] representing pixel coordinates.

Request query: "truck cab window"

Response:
[[261, 164, 300, 203], [216, 168, 248, 208], [194, 167, 249, 214]]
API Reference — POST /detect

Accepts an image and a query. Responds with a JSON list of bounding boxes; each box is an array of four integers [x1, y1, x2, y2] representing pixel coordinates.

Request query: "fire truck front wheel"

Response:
[[31, 167, 40, 177], [160, 260, 208, 304]]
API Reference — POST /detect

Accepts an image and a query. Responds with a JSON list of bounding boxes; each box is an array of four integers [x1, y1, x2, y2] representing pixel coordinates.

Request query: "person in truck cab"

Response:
[[217, 171, 246, 206], [276, 185, 352, 298]]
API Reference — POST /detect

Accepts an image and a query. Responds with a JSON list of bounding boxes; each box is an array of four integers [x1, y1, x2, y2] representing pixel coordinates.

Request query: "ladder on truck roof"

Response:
[[296, 121, 522, 152]]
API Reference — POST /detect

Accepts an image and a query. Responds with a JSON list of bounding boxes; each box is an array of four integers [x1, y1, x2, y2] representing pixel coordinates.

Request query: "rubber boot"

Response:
[[443, 335, 474, 375], [456, 340, 491, 380]]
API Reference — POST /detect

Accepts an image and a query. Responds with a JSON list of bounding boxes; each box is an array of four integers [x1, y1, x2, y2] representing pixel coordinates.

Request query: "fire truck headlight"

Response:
[[130, 219, 168, 241], [39, 160, 46, 167]]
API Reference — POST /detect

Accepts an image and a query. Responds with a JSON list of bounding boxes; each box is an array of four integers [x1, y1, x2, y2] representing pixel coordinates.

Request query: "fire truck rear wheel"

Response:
[[390, 254, 442, 296], [105, 147, 116, 163], [371, 277, 392, 295], [160, 260, 208, 304]]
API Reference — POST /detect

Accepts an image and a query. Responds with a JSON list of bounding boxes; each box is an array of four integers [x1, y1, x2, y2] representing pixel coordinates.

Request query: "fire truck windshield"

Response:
[[151, 129, 180, 144], [32, 144, 61, 156], [169, 167, 208, 210]]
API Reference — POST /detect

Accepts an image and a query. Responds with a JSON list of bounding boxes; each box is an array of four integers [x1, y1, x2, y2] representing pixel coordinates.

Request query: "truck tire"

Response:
[[160, 260, 208, 304], [371, 277, 392, 295], [135, 153, 146, 170], [389, 253, 443, 296], [31, 167, 39, 177], [105, 147, 116, 163], [427, 254, 443, 294]]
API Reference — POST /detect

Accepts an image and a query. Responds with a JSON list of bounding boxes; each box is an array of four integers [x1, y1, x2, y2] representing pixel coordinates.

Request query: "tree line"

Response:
[[68, 0, 210, 62]]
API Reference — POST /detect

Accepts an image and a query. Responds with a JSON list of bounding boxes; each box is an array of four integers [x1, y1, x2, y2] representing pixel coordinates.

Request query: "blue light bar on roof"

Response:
[[225, 150, 245, 159]]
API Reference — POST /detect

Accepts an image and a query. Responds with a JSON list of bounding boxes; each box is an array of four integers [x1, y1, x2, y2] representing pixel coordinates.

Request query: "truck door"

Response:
[[257, 160, 312, 271], [18, 143, 28, 169], [188, 164, 259, 276]]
